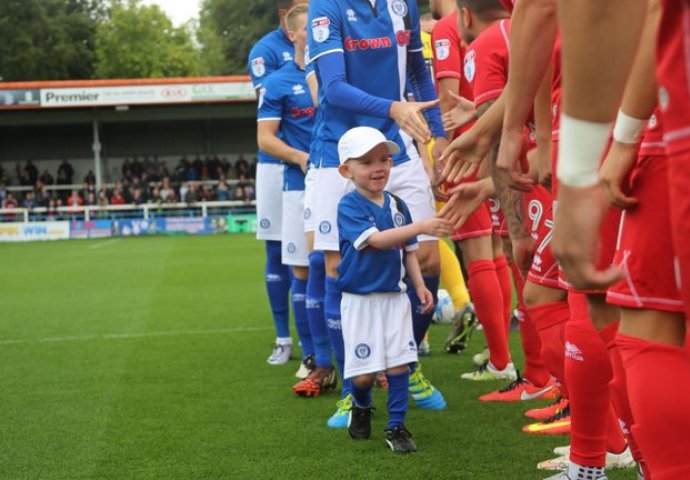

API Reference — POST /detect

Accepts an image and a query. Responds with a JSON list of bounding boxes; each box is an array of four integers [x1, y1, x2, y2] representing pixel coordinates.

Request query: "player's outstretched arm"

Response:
[[257, 120, 309, 173], [405, 252, 434, 314], [439, 177, 494, 230], [367, 217, 452, 251]]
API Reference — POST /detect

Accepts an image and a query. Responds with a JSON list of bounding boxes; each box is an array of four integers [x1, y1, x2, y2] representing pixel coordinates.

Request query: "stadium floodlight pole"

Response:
[[92, 115, 102, 193]]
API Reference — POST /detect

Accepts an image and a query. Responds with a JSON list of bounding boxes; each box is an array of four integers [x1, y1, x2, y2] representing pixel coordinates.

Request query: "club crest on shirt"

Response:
[[391, 0, 408, 17], [354, 343, 371, 359], [434, 39, 450, 61], [312, 17, 330, 43], [394, 212, 405, 226], [251, 57, 266, 78], [464, 49, 476, 83]]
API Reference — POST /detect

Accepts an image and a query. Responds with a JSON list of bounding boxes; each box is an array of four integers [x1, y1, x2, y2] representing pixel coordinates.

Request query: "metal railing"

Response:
[[0, 200, 257, 223]]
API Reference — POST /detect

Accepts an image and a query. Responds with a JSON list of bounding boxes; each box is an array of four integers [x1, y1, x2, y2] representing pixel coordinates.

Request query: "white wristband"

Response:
[[557, 114, 612, 188], [612, 109, 648, 145]]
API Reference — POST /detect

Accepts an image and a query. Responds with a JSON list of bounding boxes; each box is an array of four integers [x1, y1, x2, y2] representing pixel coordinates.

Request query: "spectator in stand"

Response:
[[0, 183, 6, 202], [85, 191, 97, 206], [110, 188, 126, 206], [67, 190, 84, 208], [200, 184, 214, 202], [216, 178, 231, 201], [36, 185, 51, 208], [79, 181, 94, 202], [249, 157, 257, 180], [150, 186, 163, 205], [3, 192, 18, 209], [39, 169, 54, 185], [57, 159, 74, 184], [160, 177, 175, 203], [120, 179, 133, 203], [47, 198, 58, 220], [184, 182, 199, 205], [84, 170, 96, 185], [97, 189, 109, 206], [25, 161, 38, 186], [235, 156, 249, 178], [232, 184, 247, 202], [19, 170, 32, 187], [21, 191, 36, 209], [132, 186, 146, 205]]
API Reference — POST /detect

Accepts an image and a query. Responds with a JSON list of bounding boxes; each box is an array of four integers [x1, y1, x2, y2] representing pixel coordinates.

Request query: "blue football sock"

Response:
[[386, 371, 409, 430], [325, 275, 351, 397], [306, 252, 332, 368], [265, 240, 290, 339], [407, 274, 440, 347], [291, 276, 313, 358], [351, 380, 372, 408]]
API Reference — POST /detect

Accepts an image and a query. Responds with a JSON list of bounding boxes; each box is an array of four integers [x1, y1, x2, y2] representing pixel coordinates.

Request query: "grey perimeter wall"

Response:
[[0, 103, 260, 184]]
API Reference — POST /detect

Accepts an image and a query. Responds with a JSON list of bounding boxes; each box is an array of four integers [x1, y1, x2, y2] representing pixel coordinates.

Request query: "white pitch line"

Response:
[[88, 239, 121, 250], [0, 326, 272, 346]]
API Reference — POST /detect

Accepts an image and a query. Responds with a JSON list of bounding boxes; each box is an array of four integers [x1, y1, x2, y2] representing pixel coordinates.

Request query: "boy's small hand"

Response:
[[419, 217, 452, 237], [416, 287, 435, 314]]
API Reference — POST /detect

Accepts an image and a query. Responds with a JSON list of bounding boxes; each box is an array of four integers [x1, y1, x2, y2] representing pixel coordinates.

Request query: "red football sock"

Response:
[[599, 321, 643, 461], [510, 261, 549, 387], [565, 301, 614, 468], [525, 301, 569, 397], [468, 260, 511, 370], [617, 332, 690, 480], [494, 255, 513, 332]]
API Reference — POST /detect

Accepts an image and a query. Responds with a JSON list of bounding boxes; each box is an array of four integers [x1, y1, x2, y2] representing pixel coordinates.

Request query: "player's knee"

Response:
[[352, 373, 376, 389], [417, 241, 440, 276], [292, 266, 309, 280], [325, 251, 340, 278]]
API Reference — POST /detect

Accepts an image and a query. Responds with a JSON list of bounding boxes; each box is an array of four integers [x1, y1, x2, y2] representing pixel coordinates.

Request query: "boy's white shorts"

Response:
[[342, 291, 419, 379], [255, 162, 284, 241], [281, 190, 309, 267]]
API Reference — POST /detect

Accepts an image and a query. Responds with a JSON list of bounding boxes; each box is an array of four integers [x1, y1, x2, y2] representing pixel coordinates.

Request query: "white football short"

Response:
[[255, 162, 284, 241], [303, 166, 318, 233], [281, 190, 309, 267], [312, 167, 353, 252], [342, 291, 419, 379]]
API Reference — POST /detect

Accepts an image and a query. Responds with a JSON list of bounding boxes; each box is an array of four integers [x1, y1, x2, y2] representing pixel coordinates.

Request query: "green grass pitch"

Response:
[[0, 235, 634, 479]]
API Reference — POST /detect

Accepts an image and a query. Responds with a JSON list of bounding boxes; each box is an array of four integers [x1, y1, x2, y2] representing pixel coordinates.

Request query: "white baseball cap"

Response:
[[337, 126, 400, 165]]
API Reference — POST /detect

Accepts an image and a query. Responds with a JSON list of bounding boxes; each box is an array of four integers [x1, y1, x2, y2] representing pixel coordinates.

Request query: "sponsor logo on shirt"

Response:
[[311, 17, 330, 43], [344, 36, 392, 51], [251, 57, 266, 77], [434, 39, 450, 61], [396, 29, 411, 47], [291, 106, 316, 118]]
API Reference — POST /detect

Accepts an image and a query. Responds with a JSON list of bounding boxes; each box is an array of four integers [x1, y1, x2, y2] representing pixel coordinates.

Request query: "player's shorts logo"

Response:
[[311, 17, 330, 43], [391, 0, 408, 17], [287, 242, 296, 254], [319, 221, 332, 234], [304, 208, 312, 220], [408, 340, 417, 352], [354, 343, 371, 359], [260, 218, 271, 229], [394, 212, 405, 227], [464, 50, 476, 83], [434, 39, 450, 61], [251, 57, 266, 78]]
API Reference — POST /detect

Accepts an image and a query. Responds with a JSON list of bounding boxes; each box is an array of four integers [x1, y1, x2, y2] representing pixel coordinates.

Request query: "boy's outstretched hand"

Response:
[[419, 217, 452, 237], [416, 286, 435, 314]]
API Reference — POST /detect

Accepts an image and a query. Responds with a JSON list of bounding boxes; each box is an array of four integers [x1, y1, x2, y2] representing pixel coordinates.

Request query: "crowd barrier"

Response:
[[0, 201, 257, 242]]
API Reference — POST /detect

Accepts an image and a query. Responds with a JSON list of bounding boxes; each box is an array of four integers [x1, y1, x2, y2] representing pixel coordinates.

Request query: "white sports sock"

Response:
[[567, 462, 606, 480], [276, 337, 293, 346]]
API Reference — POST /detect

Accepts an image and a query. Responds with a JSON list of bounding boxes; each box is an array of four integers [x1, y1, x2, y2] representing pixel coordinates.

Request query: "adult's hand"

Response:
[[390, 100, 439, 144], [599, 141, 639, 209], [552, 183, 624, 290]]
